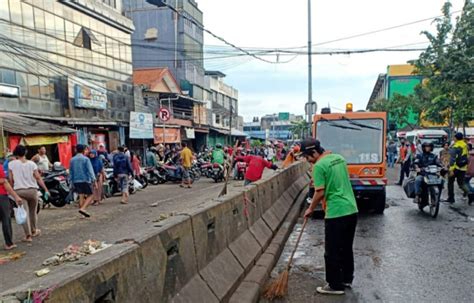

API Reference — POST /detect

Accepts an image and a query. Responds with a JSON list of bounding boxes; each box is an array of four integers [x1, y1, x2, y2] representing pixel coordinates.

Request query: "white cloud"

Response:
[[196, 0, 465, 121]]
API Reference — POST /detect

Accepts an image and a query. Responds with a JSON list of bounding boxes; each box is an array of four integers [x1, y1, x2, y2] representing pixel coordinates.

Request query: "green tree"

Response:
[[289, 120, 309, 139], [414, 0, 474, 131]]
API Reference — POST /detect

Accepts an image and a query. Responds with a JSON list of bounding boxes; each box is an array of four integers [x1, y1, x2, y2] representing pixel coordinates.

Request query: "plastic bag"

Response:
[[403, 177, 416, 198], [14, 205, 27, 225]]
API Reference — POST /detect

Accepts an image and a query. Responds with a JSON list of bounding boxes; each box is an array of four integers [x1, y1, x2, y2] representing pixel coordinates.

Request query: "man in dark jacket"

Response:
[[113, 146, 133, 204], [413, 142, 442, 203]]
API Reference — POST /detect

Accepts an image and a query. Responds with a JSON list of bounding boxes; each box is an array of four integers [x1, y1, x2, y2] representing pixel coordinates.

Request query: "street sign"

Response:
[[158, 107, 171, 122], [129, 112, 153, 139]]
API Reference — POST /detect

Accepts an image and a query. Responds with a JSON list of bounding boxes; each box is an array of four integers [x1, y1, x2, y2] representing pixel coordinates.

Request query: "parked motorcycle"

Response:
[[135, 167, 148, 189], [145, 166, 162, 185], [104, 168, 137, 197], [196, 158, 213, 178], [156, 161, 197, 183], [39, 164, 70, 209], [415, 165, 444, 218]]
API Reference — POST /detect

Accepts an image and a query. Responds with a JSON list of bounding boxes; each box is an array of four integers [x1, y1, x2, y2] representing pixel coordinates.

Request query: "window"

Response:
[[21, 2, 34, 29], [34, 7, 45, 33], [0, 68, 15, 85], [54, 16, 65, 40], [73, 28, 99, 50], [16, 72, 27, 97], [39, 77, 50, 99], [0, 0, 10, 22], [9, 0, 21, 24], [27, 74, 39, 98], [44, 11, 55, 36]]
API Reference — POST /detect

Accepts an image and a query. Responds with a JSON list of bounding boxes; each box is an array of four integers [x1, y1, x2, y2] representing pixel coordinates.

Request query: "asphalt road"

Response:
[[262, 167, 474, 303], [0, 175, 239, 293]]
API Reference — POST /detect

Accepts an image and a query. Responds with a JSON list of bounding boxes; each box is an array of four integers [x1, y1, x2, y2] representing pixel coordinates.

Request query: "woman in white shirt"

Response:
[[9, 145, 49, 242]]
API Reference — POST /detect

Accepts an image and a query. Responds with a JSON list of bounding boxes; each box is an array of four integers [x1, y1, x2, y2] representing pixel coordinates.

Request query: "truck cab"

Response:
[[313, 106, 387, 213]]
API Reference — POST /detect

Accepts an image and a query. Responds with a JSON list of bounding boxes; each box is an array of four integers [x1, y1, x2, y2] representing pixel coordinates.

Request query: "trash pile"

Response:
[[42, 240, 111, 267], [0, 251, 25, 265]]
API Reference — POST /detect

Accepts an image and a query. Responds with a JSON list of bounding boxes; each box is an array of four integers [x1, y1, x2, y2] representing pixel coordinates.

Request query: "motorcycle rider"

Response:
[[413, 142, 442, 203], [211, 144, 226, 168]]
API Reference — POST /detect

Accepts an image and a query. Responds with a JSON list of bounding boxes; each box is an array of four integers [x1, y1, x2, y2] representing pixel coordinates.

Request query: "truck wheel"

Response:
[[373, 188, 386, 214]]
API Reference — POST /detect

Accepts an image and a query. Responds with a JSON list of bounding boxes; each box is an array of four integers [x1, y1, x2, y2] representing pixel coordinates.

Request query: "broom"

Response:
[[263, 217, 309, 300]]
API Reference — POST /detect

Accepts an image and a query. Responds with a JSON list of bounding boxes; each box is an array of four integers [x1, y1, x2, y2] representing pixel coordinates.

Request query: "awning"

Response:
[[21, 114, 119, 126], [0, 113, 75, 136], [231, 128, 249, 137], [210, 127, 230, 135], [159, 92, 205, 104]]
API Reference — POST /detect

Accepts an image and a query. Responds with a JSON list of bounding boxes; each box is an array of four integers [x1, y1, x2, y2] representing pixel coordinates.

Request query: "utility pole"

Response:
[[307, 0, 312, 120], [304, 0, 317, 138]]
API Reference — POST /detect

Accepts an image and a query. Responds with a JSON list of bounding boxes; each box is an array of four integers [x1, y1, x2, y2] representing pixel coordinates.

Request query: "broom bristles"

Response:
[[262, 269, 289, 300]]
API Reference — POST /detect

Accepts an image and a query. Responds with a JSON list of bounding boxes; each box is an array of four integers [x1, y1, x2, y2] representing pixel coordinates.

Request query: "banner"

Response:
[[130, 112, 154, 139], [69, 77, 107, 110], [185, 128, 195, 139], [154, 128, 181, 144]]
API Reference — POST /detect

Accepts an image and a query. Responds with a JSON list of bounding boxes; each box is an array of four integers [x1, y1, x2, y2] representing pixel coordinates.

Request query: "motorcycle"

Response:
[[145, 166, 162, 185], [415, 165, 444, 218], [211, 163, 225, 183], [156, 161, 196, 183], [235, 161, 247, 180], [39, 165, 70, 209], [104, 168, 137, 197], [135, 167, 148, 189], [196, 158, 213, 178]]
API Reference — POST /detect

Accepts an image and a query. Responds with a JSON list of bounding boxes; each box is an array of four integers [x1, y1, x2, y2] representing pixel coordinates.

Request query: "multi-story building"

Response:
[[204, 70, 244, 146], [0, 0, 134, 160], [367, 64, 422, 130], [244, 113, 303, 141], [123, 0, 205, 102]]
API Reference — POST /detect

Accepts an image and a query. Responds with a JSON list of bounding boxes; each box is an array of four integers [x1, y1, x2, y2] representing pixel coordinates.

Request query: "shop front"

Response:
[[0, 113, 76, 168]]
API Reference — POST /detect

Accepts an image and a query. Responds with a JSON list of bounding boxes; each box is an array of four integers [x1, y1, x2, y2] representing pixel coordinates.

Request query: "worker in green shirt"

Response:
[[301, 138, 358, 296]]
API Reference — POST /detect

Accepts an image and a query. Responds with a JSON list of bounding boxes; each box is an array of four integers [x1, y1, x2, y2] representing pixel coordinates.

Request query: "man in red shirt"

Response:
[[235, 155, 278, 185]]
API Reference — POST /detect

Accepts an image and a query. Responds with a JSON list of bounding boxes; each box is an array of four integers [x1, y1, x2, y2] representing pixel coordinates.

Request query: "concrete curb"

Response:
[[228, 185, 307, 303]]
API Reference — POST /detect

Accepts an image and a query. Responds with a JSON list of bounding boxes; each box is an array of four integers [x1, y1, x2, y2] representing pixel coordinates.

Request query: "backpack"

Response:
[[456, 154, 468, 168]]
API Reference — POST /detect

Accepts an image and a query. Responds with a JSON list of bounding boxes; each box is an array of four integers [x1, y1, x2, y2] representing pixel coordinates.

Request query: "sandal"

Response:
[[22, 236, 32, 243], [32, 229, 42, 237], [120, 200, 128, 204], [78, 210, 91, 218], [5, 244, 17, 250]]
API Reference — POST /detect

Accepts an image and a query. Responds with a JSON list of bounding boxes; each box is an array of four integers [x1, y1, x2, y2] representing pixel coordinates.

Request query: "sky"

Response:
[[196, 0, 465, 122]]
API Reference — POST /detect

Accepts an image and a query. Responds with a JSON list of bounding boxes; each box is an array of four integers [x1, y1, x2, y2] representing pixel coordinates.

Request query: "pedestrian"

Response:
[[8, 145, 49, 242], [0, 166, 23, 250], [415, 139, 423, 156], [235, 153, 278, 185], [439, 142, 451, 170], [443, 133, 469, 204], [35, 146, 52, 173], [396, 139, 412, 185], [464, 143, 474, 205], [146, 147, 157, 167], [113, 146, 133, 204], [70, 144, 96, 218], [89, 150, 105, 205], [180, 142, 193, 189], [130, 151, 141, 177], [301, 138, 358, 295], [97, 144, 108, 159], [3, 153, 15, 178], [387, 140, 397, 168]]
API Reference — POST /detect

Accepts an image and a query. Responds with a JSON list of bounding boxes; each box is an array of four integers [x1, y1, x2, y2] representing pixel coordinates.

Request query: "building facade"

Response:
[[123, 0, 205, 102], [0, 0, 135, 151], [244, 113, 303, 141], [367, 64, 422, 130]]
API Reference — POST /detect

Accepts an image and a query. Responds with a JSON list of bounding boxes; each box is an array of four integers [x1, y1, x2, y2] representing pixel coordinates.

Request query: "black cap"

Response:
[[300, 138, 322, 155], [455, 132, 464, 140]]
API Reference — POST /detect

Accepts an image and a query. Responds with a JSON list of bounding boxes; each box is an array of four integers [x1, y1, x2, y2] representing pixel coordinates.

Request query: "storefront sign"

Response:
[[69, 78, 107, 110], [154, 128, 181, 144], [185, 128, 195, 139], [130, 112, 154, 139]]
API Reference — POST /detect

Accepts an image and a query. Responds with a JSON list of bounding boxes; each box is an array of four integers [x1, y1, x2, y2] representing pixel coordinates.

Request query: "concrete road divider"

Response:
[[0, 161, 310, 303]]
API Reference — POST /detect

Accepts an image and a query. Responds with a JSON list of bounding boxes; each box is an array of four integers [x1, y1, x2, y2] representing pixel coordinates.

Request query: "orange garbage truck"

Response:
[[313, 105, 388, 213]]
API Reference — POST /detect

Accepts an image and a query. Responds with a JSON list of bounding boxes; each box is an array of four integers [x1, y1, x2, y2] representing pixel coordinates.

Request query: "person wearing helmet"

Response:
[[146, 146, 157, 167], [413, 141, 442, 203], [212, 144, 226, 166]]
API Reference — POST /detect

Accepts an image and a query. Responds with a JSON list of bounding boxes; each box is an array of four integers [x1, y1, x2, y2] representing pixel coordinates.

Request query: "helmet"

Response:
[[216, 143, 222, 149], [422, 142, 434, 151], [53, 162, 65, 171]]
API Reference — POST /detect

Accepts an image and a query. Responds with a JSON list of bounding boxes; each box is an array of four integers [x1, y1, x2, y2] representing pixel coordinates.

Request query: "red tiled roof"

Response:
[[133, 68, 181, 94]]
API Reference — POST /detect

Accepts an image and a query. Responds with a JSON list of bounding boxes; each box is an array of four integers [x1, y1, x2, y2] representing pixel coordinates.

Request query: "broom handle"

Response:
[[286, 218, 308, 269]]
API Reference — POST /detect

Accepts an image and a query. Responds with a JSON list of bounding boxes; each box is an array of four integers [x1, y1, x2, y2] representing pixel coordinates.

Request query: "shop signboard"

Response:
[[130, 112, 154, 139], [69, 78, 107, 110], [154, 128, 181, 144]]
